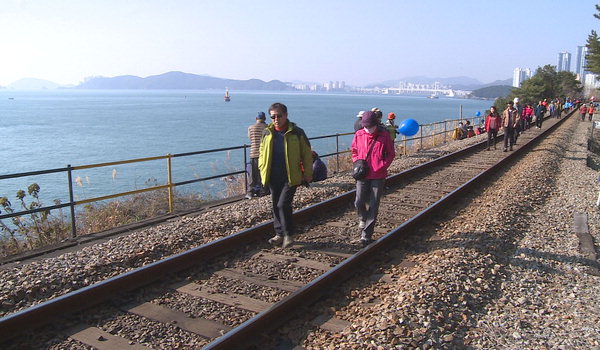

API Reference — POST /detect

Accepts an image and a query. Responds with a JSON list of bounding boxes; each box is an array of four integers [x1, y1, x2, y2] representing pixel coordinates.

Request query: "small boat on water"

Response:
[[428, 93, 439, 99], [224, 88, 230, 102]]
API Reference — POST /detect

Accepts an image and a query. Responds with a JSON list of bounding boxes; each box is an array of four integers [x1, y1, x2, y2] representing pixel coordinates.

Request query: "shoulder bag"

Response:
[[352, 135, 378, 180]]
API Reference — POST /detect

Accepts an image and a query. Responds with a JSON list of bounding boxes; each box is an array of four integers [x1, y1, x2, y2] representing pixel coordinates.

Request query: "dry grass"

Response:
[[0, 185, 207, 258]]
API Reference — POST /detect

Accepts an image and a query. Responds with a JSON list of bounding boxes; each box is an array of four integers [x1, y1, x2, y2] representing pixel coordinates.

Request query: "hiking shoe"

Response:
[[282, 235, 293, 248], [360, 238, 374, 247], [358, 220, 366, 229], [268, 235, 282, 245], [352, 238, 365, 245], [245, 193, 253, 199]]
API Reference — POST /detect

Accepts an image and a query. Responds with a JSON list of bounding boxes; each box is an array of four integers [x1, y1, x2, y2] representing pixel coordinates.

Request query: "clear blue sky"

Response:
[[1, 0, 599, 86]]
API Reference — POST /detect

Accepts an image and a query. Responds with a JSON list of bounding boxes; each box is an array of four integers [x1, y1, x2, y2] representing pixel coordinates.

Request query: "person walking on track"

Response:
[[259, 103, 313, 248]]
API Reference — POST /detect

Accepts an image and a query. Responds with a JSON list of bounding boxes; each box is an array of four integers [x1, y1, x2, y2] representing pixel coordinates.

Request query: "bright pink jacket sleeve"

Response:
[[351, 128, 395, 179]]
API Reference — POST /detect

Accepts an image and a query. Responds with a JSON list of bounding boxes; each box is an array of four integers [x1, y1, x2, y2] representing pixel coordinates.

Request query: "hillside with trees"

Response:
[[469, 85, 512, 99], [494, 65, 582, 107]]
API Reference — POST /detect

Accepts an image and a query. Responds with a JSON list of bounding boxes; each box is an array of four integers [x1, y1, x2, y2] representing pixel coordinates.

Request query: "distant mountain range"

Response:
[[75, 71, 293, 90], [4, 78, 62, 90], [3, 72, 513, 91]]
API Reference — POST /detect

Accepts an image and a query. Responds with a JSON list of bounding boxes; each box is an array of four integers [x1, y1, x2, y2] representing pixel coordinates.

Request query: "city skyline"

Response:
[[1, 0, 599, 87]]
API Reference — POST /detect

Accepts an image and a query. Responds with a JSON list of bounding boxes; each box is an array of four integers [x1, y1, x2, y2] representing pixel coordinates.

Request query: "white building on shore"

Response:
[[513, 67, 532, 87]]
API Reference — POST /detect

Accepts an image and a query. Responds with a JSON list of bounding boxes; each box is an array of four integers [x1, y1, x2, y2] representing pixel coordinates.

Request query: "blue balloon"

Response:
[[475, 111, 481, 117], [398, 118, 420, 136]]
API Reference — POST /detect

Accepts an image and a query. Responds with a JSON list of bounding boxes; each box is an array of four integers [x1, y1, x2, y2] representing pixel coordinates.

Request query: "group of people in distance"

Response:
[[491, 98, 548, 151], [481, 97, 596, 152], [579, 102, 596, 121], [246, 103, 396, 249]]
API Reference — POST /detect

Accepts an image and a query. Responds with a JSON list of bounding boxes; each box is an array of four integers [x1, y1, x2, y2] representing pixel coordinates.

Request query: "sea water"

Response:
[[0, 90, 492, 205]]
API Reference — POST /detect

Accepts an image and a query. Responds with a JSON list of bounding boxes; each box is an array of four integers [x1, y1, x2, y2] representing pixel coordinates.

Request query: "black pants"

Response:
[[503, 128, 514, 149], [536, 115, 543, 128], [269, 181, 297, 237], [519, 119, 526, 132], [355, 178, 385, 240], [487, 129, 498, 149]]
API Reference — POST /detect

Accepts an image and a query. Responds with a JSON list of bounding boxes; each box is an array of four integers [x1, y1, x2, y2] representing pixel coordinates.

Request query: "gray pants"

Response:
[[355, 178, 385, 240]]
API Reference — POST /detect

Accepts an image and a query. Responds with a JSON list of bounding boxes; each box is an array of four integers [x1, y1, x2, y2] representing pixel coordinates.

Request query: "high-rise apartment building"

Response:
[[513, 67, 532, 87], [557, 51, 572, 72], [575, 45, 588, 77]]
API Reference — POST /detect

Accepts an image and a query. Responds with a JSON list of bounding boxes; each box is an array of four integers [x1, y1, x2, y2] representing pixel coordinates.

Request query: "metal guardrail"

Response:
[[0, 116, 481, 239]]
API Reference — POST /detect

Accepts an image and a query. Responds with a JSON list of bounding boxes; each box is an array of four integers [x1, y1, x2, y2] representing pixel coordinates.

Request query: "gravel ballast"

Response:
[[296, 114, 600, 349], [2, 113, 599, 349]]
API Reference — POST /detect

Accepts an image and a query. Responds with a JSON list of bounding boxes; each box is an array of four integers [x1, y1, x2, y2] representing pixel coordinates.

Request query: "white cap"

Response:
[[513, 97, 519, 103], [356, 110, 365, 118]]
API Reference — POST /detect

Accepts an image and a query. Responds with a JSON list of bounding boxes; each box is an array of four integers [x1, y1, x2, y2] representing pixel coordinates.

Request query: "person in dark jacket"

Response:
[[459, 122, 469, 139], [311, 151, 327, 182], [535, 100, 546, 129], [354, 110, 365, 132], [502, 101, 520, 151]]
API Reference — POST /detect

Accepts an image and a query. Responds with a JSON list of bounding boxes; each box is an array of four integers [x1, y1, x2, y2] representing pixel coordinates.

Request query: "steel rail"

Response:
[[203, 110, 574, 349], [0, 110, 574, 344]]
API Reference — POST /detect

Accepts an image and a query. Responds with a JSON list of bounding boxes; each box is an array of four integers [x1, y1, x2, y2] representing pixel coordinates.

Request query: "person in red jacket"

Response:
[[522, 104, 534, 129], [485, 106, 501, 150], [580, 104, 588, 121], [351, 111, 396, 246], [588, 103, 595, 121]]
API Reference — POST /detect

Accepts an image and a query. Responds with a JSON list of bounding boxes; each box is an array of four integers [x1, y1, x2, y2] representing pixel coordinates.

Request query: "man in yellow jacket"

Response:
[[259, 102, 313, 248]]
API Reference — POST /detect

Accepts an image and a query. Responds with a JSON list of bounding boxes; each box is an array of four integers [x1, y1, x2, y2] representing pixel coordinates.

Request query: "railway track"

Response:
[[1, 111, 574, 349]]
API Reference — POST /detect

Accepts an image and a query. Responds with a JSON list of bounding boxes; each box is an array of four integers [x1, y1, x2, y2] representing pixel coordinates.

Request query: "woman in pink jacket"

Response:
[[351, 111, 396, 246]]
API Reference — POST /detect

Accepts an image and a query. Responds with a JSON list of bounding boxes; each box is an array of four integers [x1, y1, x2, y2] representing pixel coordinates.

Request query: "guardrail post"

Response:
[[243, 145, 248, 194], [403, 136, 407, 156], [444, 120, 447, 143], [167, 154, 174, 213], [335, 134, 340, 173], [67, 165, 77, 238], [419, 125, 423, 150]]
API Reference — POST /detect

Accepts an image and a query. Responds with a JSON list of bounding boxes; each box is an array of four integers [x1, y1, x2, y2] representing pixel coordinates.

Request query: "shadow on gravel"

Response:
[[510, 247, 600, 273]]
